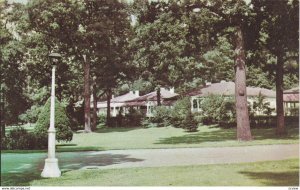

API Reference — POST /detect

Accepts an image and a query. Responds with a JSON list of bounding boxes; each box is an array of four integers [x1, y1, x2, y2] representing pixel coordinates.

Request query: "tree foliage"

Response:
[[0, 2, 28, 126]]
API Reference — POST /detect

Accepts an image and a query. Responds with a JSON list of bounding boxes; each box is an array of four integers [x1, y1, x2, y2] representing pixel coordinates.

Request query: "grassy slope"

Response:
[[57, 125, 299, 151], [31, 158, 299, 186]]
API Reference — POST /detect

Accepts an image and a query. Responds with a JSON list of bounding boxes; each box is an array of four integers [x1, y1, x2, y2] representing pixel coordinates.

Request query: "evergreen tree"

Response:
[[35, 98, 73, 142]]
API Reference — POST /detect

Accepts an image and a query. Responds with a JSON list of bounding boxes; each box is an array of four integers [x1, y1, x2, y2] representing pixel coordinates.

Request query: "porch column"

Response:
[[190, 97, 194, 112], [112, 105, 117, 117], [197, 99, 200, 112]]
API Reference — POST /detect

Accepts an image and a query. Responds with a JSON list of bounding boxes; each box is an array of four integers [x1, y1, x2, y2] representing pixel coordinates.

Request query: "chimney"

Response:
[[169, 87, 175, 94], [129, 91, 133, 94], [220, 80, 226, 83], [206, 82, 212, 86], [111, 95, 115, 99], [134, 90, 139, 97]]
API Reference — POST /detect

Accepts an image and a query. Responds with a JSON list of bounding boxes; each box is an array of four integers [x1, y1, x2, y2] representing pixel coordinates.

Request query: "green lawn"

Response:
[[31, 158, 299, 186], [56, 125, 299, 151], [5, 123, 35, 134]]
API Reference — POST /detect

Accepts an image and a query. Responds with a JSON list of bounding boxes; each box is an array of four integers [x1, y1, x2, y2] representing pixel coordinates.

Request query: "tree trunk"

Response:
[[157, 87, 161, 106], [106, 89, 112, 127], [234, 25, 252, 141], [92, 84, 97, 131], [275, 53, 286, 135], [0, 93, 5, 138], [83, 55, 91, 133]]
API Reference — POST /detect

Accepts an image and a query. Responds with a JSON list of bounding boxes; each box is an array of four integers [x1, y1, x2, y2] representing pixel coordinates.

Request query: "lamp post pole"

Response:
[[41, 53, 61, 178]]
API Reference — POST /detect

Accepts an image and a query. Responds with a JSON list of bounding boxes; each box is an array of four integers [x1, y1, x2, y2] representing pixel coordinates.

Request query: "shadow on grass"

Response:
[[251, 127, 299, 140], [155, 126, 299, 145], [57, 146, 104, 152], [59, 153, 143, 170], [93, 127, 141, 133], [240, 170, 299, 186], [1, 152, 143, 186], [57, 143, 77, 147], [155, 129, 236, 145], [1, 172, 42, 186]]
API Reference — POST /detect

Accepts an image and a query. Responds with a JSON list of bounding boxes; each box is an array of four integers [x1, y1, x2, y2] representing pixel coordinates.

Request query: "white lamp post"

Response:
[[41, 52, 62, 178]]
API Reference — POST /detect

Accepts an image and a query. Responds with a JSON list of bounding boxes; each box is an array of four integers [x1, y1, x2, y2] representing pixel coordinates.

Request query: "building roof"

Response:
[[111, 91, 139, 103], [283, 87, 299, 102], [283, 87, 299, 94], [187, 81, 276, 98], [283, 94, 299, 102], [125, 88, 179, 106], [96, 91, 139, 108]]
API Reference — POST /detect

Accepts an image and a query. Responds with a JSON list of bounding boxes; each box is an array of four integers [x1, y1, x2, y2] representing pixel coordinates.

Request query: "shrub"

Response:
[[142, 119, 158, 128], [35, 98, 73, 142], [182, 110, 198, 132], [199, 95, 236, 127], [124, 107, 143, 126], [98, 113, 107, 125], [169, 97, 192, 128], [149, 106, 171, 127], [140, 98, 199, 130], [6, 127, 30, 149], [19, 105, 43, 124], [252, 93, 275, 116], [1, 137, 8, 150], [1, 127, 47, 150]]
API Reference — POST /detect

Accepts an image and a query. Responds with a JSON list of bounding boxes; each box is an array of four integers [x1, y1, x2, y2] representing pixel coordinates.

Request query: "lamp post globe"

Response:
[[41, 52, 62, 178]]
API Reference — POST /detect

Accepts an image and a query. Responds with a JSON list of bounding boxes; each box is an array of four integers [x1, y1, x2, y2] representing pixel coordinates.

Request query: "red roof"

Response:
[[111, 92, 139, 103], [283, 87, 299, 102], [125, 88, 179, 106], [283, 94, 299, 102], [95, 91, 139, 108], [186, 81, 276, 98]]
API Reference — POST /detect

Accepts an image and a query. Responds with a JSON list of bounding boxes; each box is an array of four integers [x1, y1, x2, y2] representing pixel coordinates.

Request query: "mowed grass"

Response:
[[5, 123, 35, 134], [57, 125, 299, 151], [31, 158, 299, 186]]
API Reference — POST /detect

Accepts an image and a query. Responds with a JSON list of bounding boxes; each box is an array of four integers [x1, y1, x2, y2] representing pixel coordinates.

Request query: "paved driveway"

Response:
[[81, 144, 299, 169]]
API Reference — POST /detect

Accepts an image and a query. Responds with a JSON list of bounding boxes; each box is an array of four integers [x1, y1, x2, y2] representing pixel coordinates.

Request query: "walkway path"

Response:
[[81, 144, 299, 170]]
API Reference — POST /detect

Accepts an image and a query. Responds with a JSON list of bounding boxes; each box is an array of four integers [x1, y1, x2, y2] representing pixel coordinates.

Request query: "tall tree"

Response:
[[250, 0, 299, 135], [89, 0, 132, 126], [234, 24, 252, 140], [131, 1, 202, 104], [182, 0, 254, 140], [26, 0, 131, 131], [0, 2, 28, 136]]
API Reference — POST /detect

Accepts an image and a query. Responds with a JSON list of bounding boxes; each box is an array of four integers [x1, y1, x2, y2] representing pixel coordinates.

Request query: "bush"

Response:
[[1, 136, 9, 150], [182, 110, 198, 132], [169, 97, 192, 128], [35, 98, 73, 142], [7, 128, 31, 149], [98, 113, 107, 125], [149, 106, 171, 127], [1, 127, 47, 150], [19, 105, 43, 124], [124, 108, 143, 127], [143, 98, 199, 131], [199, 95, 236, 127], [252, 93, 275, 116], [142, 119, 158, 128]]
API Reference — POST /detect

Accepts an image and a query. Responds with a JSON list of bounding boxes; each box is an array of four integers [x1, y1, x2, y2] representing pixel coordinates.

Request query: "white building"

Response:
[[125, 87, 178, 117], [283, 87, 299, 116], [93, 91, 140, 117], [186, 81, 276, 115]]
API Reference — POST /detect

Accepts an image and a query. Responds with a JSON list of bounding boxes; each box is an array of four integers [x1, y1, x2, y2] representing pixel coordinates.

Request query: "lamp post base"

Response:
[[41, 158, 61, 178]]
